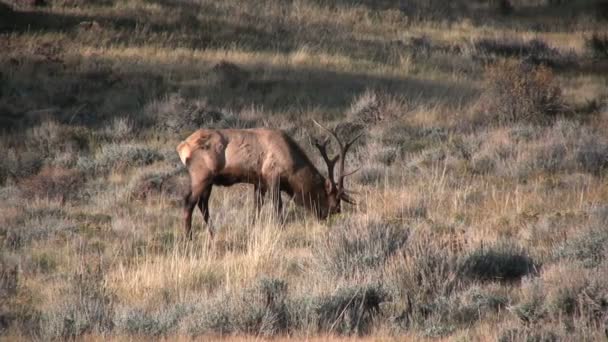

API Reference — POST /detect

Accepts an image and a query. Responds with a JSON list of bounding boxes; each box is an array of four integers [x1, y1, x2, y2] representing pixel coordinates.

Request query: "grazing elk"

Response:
[[176, 120, 360, 239]]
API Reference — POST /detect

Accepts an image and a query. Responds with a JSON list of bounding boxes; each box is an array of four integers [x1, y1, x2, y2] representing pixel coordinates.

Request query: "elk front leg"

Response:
[[183, 178, 212, 240], [183, 191, 197, 240], [197, 185, 213, 239], [268, 182, 283, 221], [253, 183, 267, 220]]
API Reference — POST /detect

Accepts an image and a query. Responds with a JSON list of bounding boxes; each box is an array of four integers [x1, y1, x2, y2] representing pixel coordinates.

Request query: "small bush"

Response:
[[146, 94, 239, 133], [26, 121, 91, 158], [315, 219, 409, 277], [554, 226, 608, 268], [103, 117, 135, 142], [511, 281, 547, 325], [347, 90, 407, 128], [585, 33, 608, 59], [17, 166, 84, 202], [477, 60, 564, 124], [289, 282, 388, 336], [459, 286, 508, 316], [411, 285, 508, 335], [1, 149, 43, 184], [2, 207, 76, 249], [356, 167, 384, 185], [508, 121, 608, 177], [459, 241, 537, 282], [188, 277, 289, 337], [334, 121, 365, 145], [498, 327, 561, 342], [0, 262, 19, 299], [374, 147, 398, 166], [126, 166, 186, 201], [575, 137, 608, 175], [540, 263, 608, 320], [348, 90, 383, 125], [388, 232, 460, 329], [116, 304, 191, 337], [81, 144, 163, 175], [39, 265, 115, 339]]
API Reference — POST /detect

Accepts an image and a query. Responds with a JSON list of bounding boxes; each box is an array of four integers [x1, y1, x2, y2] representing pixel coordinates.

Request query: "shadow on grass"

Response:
[[0, 1, 478, 134], [1, 53, 477, 134]]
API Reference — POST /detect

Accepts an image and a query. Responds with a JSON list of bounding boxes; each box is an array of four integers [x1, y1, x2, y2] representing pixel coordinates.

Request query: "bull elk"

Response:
[[176, 120, 360, 239]]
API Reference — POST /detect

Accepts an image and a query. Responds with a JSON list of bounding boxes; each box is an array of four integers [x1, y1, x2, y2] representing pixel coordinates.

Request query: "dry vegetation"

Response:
[[1, 0, 608, 340]]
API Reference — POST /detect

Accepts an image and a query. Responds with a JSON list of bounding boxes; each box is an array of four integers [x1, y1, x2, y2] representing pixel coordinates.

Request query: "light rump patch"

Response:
[[176, 141, 192, 166]]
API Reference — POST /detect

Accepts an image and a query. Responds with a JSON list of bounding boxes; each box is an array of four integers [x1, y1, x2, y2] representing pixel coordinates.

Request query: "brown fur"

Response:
[[178, 128, 349, 239]]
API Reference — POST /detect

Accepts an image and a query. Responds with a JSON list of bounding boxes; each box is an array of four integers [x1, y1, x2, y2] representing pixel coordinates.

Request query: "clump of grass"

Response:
[[146, 94, 240, 133], [0, 258, 44, 338], [3, 211, 76, 250], [39, 265, 115, 339], [1, 149, 44, 184], [512, 262, 608, 328], [387, 232, 460, 330], [17, 166, 84, 202], [412, 285, 508, 337], [188, 277, 289, 337], [476, 60, 564, 125], [575, 136, 608, 175], [30, 252, 58, 274], [542, 263, 586, 318], [498, 327, 560, 342], [102, 117, 135, 142], [459, 241, 537, 282], [554, 226, 608, 268], [374, 147, 398, 166], [334, 121, 365, 145], [314, 219, 409, 277], [290, 282, 388, 336], [125, 166, 185, 201], [379, 124, 445, 155], [510, 280, 547, 325], [355, 166, 384, 185], [116, 304, 192, 337], [505, 121, 608, 178], [78, 143, 163, 175], [25, 121, 91, 158], [210, 60, 251, 89], [348, 90, 384, 125]]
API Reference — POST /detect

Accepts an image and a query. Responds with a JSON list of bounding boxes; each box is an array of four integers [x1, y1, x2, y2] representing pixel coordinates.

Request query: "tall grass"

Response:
[[1, 0, 608, 340]]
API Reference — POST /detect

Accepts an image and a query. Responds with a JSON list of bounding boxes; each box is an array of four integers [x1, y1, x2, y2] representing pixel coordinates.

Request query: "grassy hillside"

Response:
[[1, 0, 608, 340]]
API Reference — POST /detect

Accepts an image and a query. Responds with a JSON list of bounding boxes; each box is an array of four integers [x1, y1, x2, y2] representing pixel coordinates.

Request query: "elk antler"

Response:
[[313, 137, 339, 187], [312, 119, 362, 203]]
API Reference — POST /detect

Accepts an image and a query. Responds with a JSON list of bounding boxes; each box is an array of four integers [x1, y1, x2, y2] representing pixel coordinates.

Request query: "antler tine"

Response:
[[343, 133, 363, 154], [337, 133, 363, 192], [312, 119, 343, 149], [313, 136, 339, 184], [342, 166, 361, 178], [313, 119, 362, 195]]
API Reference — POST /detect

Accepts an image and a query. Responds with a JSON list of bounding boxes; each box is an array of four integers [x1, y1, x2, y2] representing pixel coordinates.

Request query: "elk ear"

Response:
[[176, 141, 192, 166]]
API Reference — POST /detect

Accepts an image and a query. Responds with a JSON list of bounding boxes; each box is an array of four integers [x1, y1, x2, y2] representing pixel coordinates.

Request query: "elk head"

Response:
[[312, 119, 361, 217]]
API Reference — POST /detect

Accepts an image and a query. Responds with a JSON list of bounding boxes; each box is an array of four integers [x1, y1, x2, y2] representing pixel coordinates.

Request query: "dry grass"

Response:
[[1, 0, 608, 340]]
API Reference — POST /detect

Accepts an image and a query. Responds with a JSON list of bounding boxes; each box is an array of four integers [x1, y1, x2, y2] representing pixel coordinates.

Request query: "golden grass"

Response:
[[2, 0, 608, 340]]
